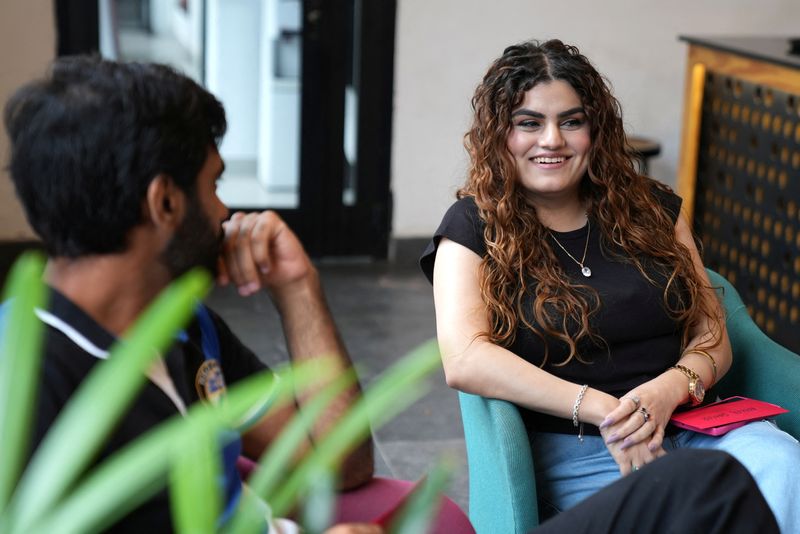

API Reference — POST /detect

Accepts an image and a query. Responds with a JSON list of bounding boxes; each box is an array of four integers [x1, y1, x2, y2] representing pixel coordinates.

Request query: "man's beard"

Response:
[[160, 196, 224, 279]]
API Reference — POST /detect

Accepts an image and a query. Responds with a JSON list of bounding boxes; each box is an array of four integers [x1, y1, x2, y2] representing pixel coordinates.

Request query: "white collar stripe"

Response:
[[35, 308, 109, 359], [35, 307, 188, 416]]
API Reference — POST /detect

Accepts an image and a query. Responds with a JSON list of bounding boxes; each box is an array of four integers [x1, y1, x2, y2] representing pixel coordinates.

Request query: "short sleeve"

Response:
[[649, 181, 683, 224], [419, 196, 486, 284]]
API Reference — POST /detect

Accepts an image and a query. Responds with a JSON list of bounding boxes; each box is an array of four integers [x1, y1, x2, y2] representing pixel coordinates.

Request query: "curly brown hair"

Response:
[[459, 39, 720, 366]]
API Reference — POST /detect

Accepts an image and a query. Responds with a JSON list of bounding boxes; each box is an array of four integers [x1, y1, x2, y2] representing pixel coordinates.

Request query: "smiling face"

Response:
[[506, 79, 591, 207]]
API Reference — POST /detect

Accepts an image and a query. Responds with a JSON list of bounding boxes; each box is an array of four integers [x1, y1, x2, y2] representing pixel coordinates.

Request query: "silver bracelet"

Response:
[[572, 384, 589, 442]]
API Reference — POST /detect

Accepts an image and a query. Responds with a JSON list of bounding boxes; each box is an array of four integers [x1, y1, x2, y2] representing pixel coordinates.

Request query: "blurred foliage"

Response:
[[0, 253, 449, 533]]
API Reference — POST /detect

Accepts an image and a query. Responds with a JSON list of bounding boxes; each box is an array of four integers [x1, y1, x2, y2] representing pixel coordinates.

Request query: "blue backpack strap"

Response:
[[194, 303, 244, 527], [195, 304, 222, 362]]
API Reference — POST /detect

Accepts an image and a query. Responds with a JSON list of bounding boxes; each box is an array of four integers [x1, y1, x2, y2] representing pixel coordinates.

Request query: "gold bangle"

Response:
[[683, 349, 717, 383]]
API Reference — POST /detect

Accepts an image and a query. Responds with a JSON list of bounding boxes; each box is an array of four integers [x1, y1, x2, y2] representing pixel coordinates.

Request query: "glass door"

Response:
[[205, 0, 302, 210], [84, 0, 395, 258]]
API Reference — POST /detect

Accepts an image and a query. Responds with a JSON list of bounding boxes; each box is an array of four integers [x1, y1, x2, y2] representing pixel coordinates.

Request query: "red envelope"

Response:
[[669, 396, 788, 436]]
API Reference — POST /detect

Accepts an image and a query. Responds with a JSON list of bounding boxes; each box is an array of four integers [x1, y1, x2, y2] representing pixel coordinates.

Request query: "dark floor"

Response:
[[205, 260, 470, 511]]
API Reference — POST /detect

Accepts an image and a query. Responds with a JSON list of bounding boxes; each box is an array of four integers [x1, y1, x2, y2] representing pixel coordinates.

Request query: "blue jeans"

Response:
[[531, 420, 800, 533]]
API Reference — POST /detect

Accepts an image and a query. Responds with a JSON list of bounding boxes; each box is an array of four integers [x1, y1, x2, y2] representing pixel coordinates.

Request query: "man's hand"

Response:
[[218, 211, 313, 298], [222, 211, 375, 488]]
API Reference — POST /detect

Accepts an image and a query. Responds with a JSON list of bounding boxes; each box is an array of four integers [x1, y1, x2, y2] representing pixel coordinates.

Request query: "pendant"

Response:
[[581, 266, 592, 277]]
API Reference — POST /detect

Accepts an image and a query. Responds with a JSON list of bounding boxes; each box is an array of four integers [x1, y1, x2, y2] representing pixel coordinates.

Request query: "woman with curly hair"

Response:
[[420, 39, 799, 530]]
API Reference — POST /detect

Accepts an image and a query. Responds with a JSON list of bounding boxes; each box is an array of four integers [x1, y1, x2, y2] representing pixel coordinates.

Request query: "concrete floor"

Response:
[[206, 260, 470, 512]]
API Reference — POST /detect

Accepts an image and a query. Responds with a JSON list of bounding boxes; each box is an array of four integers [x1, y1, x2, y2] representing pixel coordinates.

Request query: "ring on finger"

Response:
[[623, 395, 641, 409], [631, 464, 640, 471], [637, 407, 650, 423]]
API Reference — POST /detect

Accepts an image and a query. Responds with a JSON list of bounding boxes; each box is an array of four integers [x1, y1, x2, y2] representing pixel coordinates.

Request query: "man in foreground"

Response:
[[4, 56, 374, 531]]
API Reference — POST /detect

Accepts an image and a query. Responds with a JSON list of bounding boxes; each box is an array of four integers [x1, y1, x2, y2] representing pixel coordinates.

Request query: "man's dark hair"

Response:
[[3, 56, 227, 257]]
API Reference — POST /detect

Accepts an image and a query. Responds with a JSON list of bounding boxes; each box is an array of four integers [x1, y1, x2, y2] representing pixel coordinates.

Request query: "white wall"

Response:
[[171, 0, 204, 61], [258, 0, 302, 190], [0, 0, 55, 241], [392, 0, 800, 237], [205, 0, 262, 162], [150, 0, 172, 35]]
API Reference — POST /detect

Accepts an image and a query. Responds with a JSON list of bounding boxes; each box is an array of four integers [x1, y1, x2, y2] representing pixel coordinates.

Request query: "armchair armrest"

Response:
[[458, 392, 539, 533], [707, 269, 800, 438]]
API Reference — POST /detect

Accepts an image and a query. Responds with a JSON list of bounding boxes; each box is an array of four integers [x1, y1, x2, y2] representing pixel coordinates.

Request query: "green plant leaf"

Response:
[[7, 268, 211, 532], [388, 458, 454, 534], [301, 465, 336, 534], [224, 487, 274, 534], [0, 251, 444, 534], [253, 372, 355, 500], [169, 420, 223, 534], [225, 372, 356, 534], [268, 339, 442, 517], [25, 358, 338, 534], [27, 370, 277, 534], [0, 252, 47, 512]]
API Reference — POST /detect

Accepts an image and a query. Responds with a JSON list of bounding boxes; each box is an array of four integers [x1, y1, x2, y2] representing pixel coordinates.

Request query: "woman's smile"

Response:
[[507, 79, 591, 205]]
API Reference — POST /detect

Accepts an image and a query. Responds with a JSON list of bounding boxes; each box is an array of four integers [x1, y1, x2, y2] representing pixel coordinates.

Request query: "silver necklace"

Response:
[[549, 218, 592, 277]]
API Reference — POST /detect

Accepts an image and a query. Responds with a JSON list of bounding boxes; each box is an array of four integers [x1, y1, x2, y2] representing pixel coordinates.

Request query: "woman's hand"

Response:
[[599, 413, 665, 475], [598, 395, 657, 450], [600, 373, 686, 452], [599, 425, 666, 476], [595, 396, 657, 475]]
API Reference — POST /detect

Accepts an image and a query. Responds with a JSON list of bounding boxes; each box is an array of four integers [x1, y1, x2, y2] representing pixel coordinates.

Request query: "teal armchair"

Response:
[[705, 270, 800, 438], [458, 269, 800, 533]]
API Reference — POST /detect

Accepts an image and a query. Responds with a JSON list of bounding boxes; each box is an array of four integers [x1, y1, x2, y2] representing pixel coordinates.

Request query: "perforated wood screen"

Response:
[[693, 72, 800, 353]]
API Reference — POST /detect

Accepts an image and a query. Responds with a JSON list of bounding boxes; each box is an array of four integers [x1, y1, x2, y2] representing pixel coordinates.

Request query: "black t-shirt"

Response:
[[420, 187, 685, 435], [30, 288, 268, 532]]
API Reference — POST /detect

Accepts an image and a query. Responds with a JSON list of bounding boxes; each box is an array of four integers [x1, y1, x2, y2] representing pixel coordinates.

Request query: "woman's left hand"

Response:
[[599, 375, 684, 452]]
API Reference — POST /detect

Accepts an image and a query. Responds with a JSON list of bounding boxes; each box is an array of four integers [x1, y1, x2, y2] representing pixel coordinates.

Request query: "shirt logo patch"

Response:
[[195, 360, 226, 404]]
